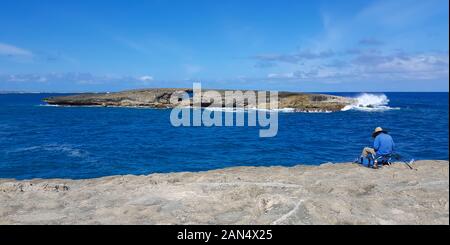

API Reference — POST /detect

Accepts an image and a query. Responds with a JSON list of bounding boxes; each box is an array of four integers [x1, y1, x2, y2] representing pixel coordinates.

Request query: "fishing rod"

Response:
[[392, 153, 417, 171]]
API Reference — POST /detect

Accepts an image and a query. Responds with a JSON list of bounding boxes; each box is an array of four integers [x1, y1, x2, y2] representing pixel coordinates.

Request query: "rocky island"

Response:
[[0, 160, 448, 225], [43, 88, 354, 112]]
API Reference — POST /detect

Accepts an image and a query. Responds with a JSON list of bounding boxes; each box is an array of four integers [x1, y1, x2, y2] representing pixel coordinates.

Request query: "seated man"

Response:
[[361, 127, 395, 168]]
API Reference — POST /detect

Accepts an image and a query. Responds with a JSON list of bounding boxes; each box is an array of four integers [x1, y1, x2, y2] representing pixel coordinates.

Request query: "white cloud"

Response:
[[251, 0, 449, 85], [1, 73, 157, 85], [252, 50, 335, 64], [264, 51, 449, 82], [138, 75, 154, 82], [359, 52, 449, 80], [0, 43, 33, 57], [267, 73, 295, 79]]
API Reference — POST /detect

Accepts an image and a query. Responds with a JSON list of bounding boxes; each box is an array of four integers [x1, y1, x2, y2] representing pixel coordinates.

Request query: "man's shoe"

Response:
[[373, 160, 379, 169]]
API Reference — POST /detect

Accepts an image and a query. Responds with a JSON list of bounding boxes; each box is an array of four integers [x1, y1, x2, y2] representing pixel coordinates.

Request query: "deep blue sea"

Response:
[[0, 92, 448, 180]]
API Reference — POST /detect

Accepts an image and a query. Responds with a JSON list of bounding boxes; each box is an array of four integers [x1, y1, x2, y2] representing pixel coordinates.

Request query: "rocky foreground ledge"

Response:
[[44, 88, 353, 112], [0, 160, 448, 225]]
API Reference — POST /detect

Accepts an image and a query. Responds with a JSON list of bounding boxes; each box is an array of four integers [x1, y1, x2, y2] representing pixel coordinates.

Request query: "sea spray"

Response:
[[342, 93, 400, 112]]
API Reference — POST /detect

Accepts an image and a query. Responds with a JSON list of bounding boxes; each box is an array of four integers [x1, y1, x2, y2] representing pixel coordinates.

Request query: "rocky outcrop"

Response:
[[0, 160, 448, 225], [43, 88, 354, 112]]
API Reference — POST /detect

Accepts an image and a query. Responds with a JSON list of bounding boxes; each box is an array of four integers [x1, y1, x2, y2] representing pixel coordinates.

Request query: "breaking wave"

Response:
[[202, 107, 333, 113], [8, 144, 88, 158], [203, 107, 297, 113], [341, 93, 400, 112]]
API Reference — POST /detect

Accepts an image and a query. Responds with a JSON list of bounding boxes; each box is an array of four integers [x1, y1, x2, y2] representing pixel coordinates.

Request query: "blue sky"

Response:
[[0, 0, 448, 92]]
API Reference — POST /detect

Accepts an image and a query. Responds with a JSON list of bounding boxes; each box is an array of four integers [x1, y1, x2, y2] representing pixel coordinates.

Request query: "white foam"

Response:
[[203, 107, 297, 113], [341, 93, 400, 112], [8, 144, 87, 158]]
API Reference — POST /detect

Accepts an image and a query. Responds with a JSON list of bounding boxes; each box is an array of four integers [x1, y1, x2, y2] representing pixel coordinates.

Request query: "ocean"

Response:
[[0, 92, 448, 180]]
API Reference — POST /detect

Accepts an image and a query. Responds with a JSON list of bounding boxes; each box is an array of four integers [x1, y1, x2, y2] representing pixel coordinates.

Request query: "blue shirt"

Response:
[[374, 133, 395, 156]]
